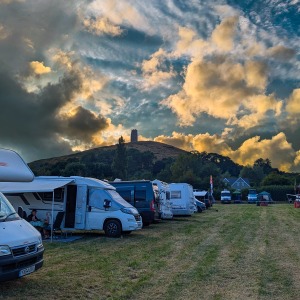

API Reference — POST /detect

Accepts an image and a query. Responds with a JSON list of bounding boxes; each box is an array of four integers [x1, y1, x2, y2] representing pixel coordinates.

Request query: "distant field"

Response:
[[1, 204, 300, 300]]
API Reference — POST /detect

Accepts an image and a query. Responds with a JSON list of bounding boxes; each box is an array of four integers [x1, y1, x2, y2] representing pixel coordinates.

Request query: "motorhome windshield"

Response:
[[222, 192, 231, 197], [0, 192, 19, 221], [107, 190, 133, 208]]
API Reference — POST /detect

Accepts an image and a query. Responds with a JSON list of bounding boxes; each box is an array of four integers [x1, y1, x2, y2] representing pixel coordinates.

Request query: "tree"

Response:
[[112, 136, 128, 180], [240, 165, 264, 186], [261, 172, 292, 186], [253, 158, 274, 175]]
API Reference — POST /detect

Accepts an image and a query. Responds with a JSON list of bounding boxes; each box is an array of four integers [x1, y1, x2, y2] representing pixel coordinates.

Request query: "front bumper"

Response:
[[0, 246, 44, 282]]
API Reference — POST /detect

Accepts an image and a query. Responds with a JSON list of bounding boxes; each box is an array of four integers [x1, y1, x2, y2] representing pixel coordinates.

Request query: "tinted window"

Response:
[[166, 191, 170, 200], [171, 191, 181, 199], [38, 188, 64, 202], [135, 190, 146, 201], [118, 190, 132, 203]]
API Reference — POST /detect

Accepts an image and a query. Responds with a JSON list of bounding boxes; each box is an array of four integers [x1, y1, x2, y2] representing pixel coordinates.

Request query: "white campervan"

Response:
[[221, 189, 232, 204], [0, 149, 44, 282], [152, 179, 173, 219], [169, 183, 195, 216], [0, 176, 143, 238]]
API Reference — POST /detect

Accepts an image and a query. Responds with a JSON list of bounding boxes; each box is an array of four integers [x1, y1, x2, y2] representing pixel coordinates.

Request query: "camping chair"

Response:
[[51, 212, 66, 238], [17, 206, 24, 218]]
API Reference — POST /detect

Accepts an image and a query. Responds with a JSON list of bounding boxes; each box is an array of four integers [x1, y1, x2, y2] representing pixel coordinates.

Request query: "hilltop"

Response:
[[28, 141, 187, 171]]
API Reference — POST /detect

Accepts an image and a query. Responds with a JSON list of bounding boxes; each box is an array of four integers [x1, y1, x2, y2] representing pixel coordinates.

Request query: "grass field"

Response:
[[1, 204, 300, 300]]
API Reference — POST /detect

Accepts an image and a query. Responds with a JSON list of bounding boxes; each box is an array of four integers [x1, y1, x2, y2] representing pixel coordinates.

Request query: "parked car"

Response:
[[194, 198, 206, 213], [193, 190, 212, 208]]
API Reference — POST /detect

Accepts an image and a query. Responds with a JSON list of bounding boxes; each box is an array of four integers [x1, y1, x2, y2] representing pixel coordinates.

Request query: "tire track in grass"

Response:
[[128, 209, 226, 300], [257, 204, 300, 299], [183, 204, 263, 300]]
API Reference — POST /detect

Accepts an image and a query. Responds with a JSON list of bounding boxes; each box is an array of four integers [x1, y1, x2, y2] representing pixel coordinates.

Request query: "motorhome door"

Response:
[[74, 184, 88, 229]]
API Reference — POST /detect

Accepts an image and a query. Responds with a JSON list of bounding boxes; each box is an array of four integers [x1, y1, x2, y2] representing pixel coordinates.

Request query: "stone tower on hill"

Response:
[[131, 129, 138, 142]]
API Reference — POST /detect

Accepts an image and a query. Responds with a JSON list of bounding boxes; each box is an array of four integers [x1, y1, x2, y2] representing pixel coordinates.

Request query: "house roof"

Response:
[[223, 177, 250, 187]]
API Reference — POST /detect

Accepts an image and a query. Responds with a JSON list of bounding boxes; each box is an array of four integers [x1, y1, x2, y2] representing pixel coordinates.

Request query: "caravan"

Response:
[[0, 176, 143, 238], [169, 183, 195, 216], [152, 179, 173, 219], [0, 149, 44, 282]]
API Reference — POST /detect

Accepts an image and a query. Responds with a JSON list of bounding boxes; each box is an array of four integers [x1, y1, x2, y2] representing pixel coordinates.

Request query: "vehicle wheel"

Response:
[[122, 231, 132, 235], [197, 207, 202, 213], [104, 220, 121, 237]]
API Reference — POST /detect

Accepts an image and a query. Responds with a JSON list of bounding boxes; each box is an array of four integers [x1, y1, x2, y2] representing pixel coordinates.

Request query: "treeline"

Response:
[[29, 137, 299, 199]]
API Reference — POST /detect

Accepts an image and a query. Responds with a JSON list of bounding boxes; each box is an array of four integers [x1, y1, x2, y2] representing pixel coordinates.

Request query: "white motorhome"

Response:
[[152, 179, 173, 219], [169, 183, 195, 216], [221, 189, 232, 204], [0, 149, 44, 282], [0, 176, 143, 238]]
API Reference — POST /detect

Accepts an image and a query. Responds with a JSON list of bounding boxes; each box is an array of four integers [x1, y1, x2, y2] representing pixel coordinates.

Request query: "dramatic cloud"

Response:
[[29, 61, 51, 75], [82, 17, 123, 36], [211, 16, 239, 51], [155, 132, 298, 172], [0, 0, 299, 172], [161, 57, 280, 129], [141, 48, 176, 88], [286, 89, 300, 123], [267, 45, 296, 60]]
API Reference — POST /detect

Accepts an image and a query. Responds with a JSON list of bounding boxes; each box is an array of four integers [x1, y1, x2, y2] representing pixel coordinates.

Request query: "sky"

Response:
[[0, 0, 299, 172]]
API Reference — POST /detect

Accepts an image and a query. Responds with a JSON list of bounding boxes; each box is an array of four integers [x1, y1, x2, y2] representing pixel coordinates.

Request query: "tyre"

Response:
[[104, 220, 121, 237], [197, 207, 203, 213]]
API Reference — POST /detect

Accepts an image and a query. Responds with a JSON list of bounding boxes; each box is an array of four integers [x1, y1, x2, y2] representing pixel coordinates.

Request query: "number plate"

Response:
[[19, 265, 35, 277]]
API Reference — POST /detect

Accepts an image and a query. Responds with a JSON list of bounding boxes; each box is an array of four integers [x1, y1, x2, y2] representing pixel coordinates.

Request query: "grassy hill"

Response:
[[28, 141, 187, 175]]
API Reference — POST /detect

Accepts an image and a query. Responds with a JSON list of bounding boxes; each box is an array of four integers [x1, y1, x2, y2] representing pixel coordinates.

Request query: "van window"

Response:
[[38, 188, 64, 203], [135, 190, 146, 201], [166, 191, 170, 200], [171, 191, 181, 199], [118, 190, 132, 203]]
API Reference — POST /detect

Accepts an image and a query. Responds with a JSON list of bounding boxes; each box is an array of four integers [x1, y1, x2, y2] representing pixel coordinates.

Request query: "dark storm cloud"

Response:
[[0, 69, 109, 162], [61, 106, 109, 142], [0, 0, 111, 162]]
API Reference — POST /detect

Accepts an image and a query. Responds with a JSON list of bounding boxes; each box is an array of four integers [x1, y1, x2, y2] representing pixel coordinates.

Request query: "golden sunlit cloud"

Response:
[[211, 16, 239, 51], [286, 89, 300, 123], [154, 131, 297, 172], [172, 26, 208, 57], [245, 60, 267, 90], [83, 17, 123, 36], [141, 48, 176, 88], [161, 57, 278, 128], [87, 0, 150, 34], [29, 61, 51, 75], [52, 49, 108, 100]]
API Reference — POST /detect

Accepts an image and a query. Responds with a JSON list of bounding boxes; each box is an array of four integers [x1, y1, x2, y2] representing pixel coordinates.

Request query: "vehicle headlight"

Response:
[[37, 237, 43, 249], [121, 207, 137, 215], [0, 245, 11, 256]]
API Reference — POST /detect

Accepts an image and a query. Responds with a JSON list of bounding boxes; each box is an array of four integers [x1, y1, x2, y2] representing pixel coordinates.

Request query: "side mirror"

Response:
[[103, 199, 111, 209]]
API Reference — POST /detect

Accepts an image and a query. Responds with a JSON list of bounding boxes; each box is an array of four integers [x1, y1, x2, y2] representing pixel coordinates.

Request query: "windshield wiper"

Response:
[[1, 212, 17, 222]]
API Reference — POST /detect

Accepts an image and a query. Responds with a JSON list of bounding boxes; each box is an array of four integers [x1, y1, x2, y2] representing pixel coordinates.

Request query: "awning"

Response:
[[194, 191, 207, 196], [0, 178, 74, 193]]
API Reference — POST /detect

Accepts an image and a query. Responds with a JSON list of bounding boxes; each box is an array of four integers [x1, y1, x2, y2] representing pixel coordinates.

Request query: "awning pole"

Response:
[[50, 191, 54, 242]]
